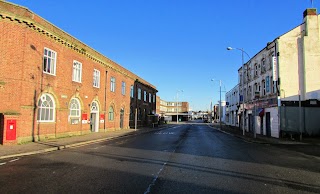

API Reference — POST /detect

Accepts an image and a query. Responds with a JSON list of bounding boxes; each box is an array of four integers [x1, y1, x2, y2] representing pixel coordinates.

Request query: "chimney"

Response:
[[303, 8, 317, 18]]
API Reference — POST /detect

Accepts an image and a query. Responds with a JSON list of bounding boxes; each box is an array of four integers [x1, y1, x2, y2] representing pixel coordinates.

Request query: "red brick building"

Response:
[[0, 1, 157, 145], [129, 80, 158, 128]]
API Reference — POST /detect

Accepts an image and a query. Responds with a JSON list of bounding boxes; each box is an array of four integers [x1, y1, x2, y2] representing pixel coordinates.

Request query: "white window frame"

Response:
[[130, 85, 134, 98], [93, 69, 100, 88], [69, 98, 81, 118], [43, 48, 57, 75], [37, 93, 55, 122], [144, 91, 147, 101], [111, 77, 116, 92], [153, 94, 156, 103], [108, 106, 114, 121], [72, 60, 82, 83], [122, 81, 126, 95], [149, 93, 152, 103], [138, 88, 141, 100]]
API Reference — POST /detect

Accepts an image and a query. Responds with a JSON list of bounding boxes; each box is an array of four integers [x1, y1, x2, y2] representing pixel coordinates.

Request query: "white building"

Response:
[[225, 85, 240, 127], [226, 8, 320, 138]]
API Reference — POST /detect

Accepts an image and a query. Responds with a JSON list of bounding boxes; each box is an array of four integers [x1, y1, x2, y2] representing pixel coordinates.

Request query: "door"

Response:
[[266, 112, 271, 137], [90, 113, 96, 132], [248, 114, 253, 132], [90, 101, 99, 132], [0, 114, 4, 144], [260, 116, 264, 135], [120, 108, 124, 129]]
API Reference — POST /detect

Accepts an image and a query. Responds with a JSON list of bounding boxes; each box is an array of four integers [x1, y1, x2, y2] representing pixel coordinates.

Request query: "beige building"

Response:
[[228, 8, 320, 138], [158, 98, 190, 122]]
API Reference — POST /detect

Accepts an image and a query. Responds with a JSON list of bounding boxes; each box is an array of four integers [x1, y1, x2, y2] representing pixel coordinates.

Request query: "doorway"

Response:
[[260, 116, 264, 135], [248, 114, 253, 133], [0, 114, 4, 144], [90, 101, 99, 132], [120, 108, 124, 129], [266, 112, 271, 137]]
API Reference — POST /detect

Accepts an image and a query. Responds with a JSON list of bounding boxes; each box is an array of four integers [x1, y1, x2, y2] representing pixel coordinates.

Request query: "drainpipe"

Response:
[[104, 71, 108, 132]]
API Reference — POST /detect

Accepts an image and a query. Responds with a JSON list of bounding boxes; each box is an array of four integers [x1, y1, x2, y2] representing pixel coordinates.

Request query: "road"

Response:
[[0, 122, 319, 194]]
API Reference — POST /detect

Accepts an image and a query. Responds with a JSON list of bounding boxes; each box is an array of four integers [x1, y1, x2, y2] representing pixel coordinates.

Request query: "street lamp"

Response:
[[176, 90, 183, 123], [211, 79, 222, 130], [227, 47, 250, 136]]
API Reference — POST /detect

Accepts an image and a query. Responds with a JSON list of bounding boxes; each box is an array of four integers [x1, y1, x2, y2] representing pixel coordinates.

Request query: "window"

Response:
[[254, 63, 258, 77], [138, 88, 141, 100], [122, 81, 126, 95], [72, 60, 82, 83], [69, 98, 81, 124], [69, 98, 80, 117], [144, 91, 147, 101], [108, 106, 114, 121], [262, 80, 266, 96], [261, 58, 266, 73], [37, 94, 55, 122], [269, 52, 274, 70], [110, 77, 116, 92], [153, 94, 156, 103], [43, 48, 57, 75], [130, 85, 134, 98], [271, 76, 275, 94], [93, 69, 100, 88], [149, 93, 152, 103], [247, 68, 251, 81], [266, 76, 270, 93]]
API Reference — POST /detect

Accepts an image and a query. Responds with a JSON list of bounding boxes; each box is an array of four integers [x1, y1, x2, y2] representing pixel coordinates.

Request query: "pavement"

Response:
[[1, 122, 319, 160], [0, 126, 166, 160], [210, 123, 320, 158]]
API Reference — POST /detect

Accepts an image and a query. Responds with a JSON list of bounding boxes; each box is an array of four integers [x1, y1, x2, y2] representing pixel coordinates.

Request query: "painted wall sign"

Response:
[[82, 113, 88, 124], [272, 56, 278, 81], [100, 114, 105, 123]]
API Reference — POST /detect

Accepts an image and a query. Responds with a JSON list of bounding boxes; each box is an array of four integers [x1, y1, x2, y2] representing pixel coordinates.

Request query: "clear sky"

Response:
[[7, 0, 320, 111]]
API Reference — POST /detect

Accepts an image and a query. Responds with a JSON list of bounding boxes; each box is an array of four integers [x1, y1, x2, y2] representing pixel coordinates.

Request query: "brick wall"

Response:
[[0, 1, 156, 144]]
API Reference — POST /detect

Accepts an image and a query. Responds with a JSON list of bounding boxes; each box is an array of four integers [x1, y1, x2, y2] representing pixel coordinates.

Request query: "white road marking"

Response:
[[154, 132, 175, 135], [144, 162, 167, 194], [9, 158, 20, 163]]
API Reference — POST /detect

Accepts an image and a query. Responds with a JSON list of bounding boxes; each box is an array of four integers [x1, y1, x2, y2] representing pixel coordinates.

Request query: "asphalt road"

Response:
[[0, 122, 319, 194]]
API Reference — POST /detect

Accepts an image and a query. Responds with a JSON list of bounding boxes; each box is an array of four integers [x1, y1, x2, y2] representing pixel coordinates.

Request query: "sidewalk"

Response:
[[210, 123, 320, 158], [0, 126, 164, 160]]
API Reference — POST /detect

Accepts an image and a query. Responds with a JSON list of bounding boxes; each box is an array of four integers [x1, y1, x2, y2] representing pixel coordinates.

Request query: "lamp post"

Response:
[[227, 47, 250, 136], [211, 79, 222, 130], [176, 90, 183, 123]]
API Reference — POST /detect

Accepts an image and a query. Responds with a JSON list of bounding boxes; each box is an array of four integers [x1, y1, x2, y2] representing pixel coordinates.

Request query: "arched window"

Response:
[[69, 98, 80, 117], [91, 101, 98, 112], [37, 93, 55, 122], [108, 106, 114, 121]]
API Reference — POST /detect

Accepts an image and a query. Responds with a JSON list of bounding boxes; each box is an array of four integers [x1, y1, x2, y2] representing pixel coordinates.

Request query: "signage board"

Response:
[[272, 56, 278, 81]]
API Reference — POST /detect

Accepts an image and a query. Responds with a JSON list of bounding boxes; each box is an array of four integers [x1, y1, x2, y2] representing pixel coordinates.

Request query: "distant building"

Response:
[[157, 99, 190, 122], [225, 85, 240, 127]]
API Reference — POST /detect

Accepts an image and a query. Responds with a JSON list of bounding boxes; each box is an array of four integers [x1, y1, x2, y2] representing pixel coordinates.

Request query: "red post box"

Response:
[[6, 119, 16, 140]]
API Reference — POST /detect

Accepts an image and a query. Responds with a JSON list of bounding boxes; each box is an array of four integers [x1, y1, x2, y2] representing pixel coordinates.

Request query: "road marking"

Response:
[[0, 162, 6, 166], [144, 162, 167, 194], [154, 132, 175, 135], [9, 158, 20, 163]]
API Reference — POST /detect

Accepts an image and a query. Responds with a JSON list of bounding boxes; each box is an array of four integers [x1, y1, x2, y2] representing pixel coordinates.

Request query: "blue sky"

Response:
[[7, 0, 319, 111]]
